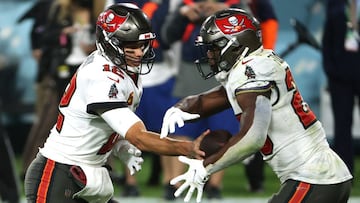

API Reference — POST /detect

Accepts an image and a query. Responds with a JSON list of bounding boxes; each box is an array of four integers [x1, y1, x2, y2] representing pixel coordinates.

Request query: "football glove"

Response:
[[160, 107, 200, 138], [170, 156, 209, 203], [113, 139, 143, 175]]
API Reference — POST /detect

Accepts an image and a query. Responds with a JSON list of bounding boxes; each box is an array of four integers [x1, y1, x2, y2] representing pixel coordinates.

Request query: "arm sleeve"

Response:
[[100, 108, 141, 138]]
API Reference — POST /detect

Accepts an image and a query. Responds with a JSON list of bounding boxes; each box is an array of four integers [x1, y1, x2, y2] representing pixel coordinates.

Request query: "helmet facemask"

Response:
[[195, 35, 245, 80]]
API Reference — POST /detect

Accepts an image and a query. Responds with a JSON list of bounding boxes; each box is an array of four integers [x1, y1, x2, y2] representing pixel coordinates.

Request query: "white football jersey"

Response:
[[223, 48, 352, 184], [40, 50, 142, 166]]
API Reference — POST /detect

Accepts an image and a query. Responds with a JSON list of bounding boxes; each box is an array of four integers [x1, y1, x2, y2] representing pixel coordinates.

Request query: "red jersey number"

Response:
[[261, 68, 317, 155], [56, 74, 77, 131], [285, 68, 317, 129], [60, 73, 77, 107], [260, 136, 273, 155], [98, 133, 120, 155]]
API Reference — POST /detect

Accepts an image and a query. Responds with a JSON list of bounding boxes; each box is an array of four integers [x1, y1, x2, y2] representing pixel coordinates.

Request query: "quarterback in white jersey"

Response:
[[24, 4, 205, 203], [160, 8, 353, 203]]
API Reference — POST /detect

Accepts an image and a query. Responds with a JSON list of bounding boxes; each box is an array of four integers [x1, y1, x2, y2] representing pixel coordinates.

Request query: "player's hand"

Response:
[[113, 139, 144, 175], [170, 156, 209, 203], [160, 107, 200, 138]]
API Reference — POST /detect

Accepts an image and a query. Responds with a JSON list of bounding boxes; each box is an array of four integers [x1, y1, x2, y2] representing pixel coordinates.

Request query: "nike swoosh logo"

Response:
[[107, 77, 119, 83], [242, 59, 253, 65]]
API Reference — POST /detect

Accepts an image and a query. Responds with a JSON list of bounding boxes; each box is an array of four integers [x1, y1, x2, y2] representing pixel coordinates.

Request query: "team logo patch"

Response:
[[215, 14, 256, 34], [108, 83, 118, 98], [245, 65, 256, 79]]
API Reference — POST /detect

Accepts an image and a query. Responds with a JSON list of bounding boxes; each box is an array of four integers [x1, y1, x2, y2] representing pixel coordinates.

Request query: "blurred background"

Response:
[[0, 0, 359, 201], [1, 0, 358, 154]]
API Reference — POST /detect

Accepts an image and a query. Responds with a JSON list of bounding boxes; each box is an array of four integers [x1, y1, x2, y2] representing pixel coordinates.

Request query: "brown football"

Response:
[[200, 130, 232, 158]]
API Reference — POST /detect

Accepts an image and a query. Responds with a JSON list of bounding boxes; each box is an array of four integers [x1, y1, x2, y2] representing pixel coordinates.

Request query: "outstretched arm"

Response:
[[100, 107, 206, 159], [126, 121, 206, 159], [160, 85, 231, 138]]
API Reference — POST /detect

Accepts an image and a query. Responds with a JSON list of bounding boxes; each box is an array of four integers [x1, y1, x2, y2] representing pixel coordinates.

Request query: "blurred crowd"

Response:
[[0, 0, 359, 202]]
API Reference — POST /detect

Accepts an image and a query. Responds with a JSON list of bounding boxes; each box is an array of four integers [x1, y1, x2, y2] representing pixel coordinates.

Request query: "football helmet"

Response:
[[195, 8, 262, 79], [96, 3, 156, 74]]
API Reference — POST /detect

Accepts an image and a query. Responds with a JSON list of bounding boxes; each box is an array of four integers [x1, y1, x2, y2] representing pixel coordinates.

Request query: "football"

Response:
[[200, 130, 232, 158]]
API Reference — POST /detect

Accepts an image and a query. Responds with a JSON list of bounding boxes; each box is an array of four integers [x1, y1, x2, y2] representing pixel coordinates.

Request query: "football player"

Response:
[[160, 8, 353, 203], [24, 3, 206, 203]]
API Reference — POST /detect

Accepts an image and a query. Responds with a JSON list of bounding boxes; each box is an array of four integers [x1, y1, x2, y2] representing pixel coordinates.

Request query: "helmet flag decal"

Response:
[[215, 14, 256, 35], [97, 10, 128, 33]]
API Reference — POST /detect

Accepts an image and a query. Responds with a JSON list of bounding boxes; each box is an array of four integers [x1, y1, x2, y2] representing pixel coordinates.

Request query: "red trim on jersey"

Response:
[[36, 159, 56, 203], [56, 112, 64, 132], [289, 182, 311, 203]]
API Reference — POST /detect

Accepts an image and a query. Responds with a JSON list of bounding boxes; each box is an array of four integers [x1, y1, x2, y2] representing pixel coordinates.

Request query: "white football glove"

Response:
[[113, 139, 143, 175], [160, 107, 200, 138], [170, 156, 209, 203]]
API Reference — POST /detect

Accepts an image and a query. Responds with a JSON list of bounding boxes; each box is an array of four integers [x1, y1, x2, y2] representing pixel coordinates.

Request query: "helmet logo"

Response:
[[228, 16, 239, 26], [215, 14, 256, 35], [97, 10, 128, 33]]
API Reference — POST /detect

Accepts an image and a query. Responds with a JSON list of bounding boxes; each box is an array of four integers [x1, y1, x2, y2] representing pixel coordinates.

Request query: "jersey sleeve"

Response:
[[81, 62, 129, 115], [229, 54, 275, 96], [101, 108, 141, 138]]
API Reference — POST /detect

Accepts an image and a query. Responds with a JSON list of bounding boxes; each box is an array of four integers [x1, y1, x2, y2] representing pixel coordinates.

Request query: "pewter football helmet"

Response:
[[96, 3, 156, 74], [195, 8, 262, 79]]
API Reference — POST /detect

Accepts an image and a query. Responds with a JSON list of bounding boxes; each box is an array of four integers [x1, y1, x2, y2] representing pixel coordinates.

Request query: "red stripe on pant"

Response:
[[289, 182, 311, 203], [36, 159, 55, 203]]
